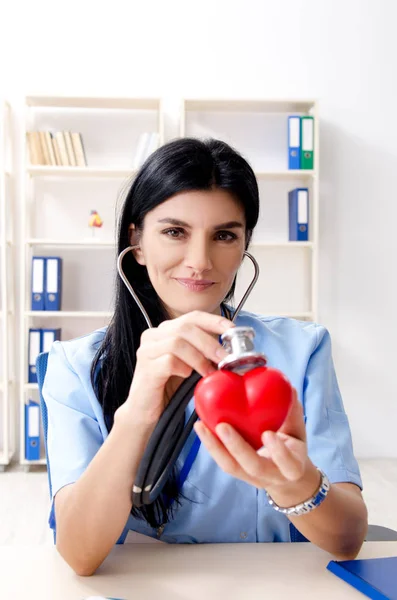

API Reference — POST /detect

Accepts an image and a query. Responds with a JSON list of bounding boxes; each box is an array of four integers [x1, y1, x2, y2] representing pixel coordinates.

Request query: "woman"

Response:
[[43, 138, 368, 576]]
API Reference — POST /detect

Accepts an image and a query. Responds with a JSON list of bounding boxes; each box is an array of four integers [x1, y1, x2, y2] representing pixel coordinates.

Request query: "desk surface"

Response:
[[2, 541, 397, 600]]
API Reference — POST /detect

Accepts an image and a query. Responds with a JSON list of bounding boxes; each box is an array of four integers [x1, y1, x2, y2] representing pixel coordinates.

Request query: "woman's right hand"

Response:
[[121, 310, 234, 426]]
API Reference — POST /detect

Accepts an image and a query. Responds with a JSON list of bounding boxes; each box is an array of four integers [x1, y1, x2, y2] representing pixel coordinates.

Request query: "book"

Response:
[[63, 131, 77, 166], [288, 188, 309, 241], [51, 134, 62, 166], [45, 131, 57, 166], [55, 132, 69, 166], [288, 116, 301, 169], [71, 132, 87, 167], [300, 116, 314, 169], [146, 132, 159, 157], [327, 556, 397, 599], [26, 132, 41, 165], [133, 132, 151, 169], [39, 131, 50, 165]]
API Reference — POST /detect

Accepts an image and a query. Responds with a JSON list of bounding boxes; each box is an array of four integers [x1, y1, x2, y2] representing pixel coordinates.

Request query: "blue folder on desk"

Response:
[[327, 556, 397, 599]]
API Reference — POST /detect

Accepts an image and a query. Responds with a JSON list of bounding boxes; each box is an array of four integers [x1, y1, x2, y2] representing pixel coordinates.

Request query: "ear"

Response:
[[128, 224, 146, 266]]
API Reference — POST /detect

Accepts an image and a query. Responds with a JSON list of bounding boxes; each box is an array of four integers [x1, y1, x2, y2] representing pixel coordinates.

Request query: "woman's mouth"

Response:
[[174, 278, 215, 292]]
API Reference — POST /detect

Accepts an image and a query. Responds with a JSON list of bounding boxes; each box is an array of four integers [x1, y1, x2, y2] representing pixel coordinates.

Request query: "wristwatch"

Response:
[[265, 467, 330, 517]]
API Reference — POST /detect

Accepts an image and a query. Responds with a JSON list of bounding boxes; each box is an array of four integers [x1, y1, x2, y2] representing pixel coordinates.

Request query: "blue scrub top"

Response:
[[43, 310, 363, 545]]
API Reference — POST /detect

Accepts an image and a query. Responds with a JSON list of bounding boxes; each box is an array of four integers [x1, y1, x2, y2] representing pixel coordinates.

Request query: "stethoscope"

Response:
[[117, 245, 265, 508]]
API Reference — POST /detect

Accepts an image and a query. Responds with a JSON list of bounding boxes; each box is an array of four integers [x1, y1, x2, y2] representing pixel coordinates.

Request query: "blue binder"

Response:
[[44, 257, 62, 311], [288, 116, 301, 169], [288, 188, 309, 241], [25, 400, 40, 461], [41, 328, 61, 353], [31, 257, 46, 311], [28, 329, 42, 383], [327, 556, 397, 599]]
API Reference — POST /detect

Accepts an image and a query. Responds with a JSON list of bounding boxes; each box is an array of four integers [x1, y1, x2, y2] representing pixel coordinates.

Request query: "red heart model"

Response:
[[194, 366, 293, 450]]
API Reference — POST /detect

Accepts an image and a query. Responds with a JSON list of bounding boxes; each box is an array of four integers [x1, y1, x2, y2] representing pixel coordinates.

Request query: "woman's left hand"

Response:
[[194, 388, 315, 494]]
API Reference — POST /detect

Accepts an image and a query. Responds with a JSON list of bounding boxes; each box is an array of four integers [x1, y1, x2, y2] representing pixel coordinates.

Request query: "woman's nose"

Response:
[[184, 239, 213, 273]]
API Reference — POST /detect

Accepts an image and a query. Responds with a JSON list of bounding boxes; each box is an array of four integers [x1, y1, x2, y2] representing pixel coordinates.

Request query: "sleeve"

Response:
[[303, 325, 363, 489], [42, 341, 105, 536]]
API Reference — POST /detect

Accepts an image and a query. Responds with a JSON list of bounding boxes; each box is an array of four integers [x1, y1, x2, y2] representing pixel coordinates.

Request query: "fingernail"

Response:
[[263, 431, 275, 445], [216, 424, 231, 442], [195, 423, 207, 437]]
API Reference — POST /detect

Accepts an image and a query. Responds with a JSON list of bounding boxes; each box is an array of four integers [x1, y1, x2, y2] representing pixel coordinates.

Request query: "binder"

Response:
[[41, 328, 61, 353], [327, 556, 397, 599], [133, 132, 151, 169], [300, 116, 314, 169], [288, 116, 301, 169], [31, 257, 46, 311], [25, 400, 40, 461], [28, 329, 41, 383], [44, 257, 62, 311], [288, 188, 309, 241]]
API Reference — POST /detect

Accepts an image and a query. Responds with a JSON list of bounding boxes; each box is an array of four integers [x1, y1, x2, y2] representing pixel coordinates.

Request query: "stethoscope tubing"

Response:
[[117, 246, 260, 508]]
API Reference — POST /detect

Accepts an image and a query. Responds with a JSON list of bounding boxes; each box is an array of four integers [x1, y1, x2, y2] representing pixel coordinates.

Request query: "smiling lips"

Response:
[[175, 278, 215, 292]]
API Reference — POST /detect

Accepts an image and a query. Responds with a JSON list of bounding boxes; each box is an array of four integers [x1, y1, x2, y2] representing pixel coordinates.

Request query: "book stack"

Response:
[[287, 116, 314, 170], [31, 256, 62, 311], [26, 131, 87, 167]]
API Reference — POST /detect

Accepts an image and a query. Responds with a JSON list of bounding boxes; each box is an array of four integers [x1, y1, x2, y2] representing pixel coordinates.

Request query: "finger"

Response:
[[257, 433, 302, 459], [194, 422, 248, 481], [262, 431, 306, 481], [278, 389, 307, 442], [140, 338, 216, 378], [160, 310, 234, 337], [275, 432, 307, 461], [145, 322, 230, 366], [215, 423, 278, 481], [172, 323, 230, 365]]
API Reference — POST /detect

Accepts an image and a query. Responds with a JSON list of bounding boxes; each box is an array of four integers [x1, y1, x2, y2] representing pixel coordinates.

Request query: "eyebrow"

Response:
[[157, 218, 244, 231]]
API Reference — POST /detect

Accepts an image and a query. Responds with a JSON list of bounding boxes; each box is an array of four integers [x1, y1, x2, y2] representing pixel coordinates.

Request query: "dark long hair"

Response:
[[91, 138, 259, 529]]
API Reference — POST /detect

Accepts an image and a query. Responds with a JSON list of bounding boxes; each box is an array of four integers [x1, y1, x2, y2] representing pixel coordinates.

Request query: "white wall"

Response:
[[1, 0, 397, 457]]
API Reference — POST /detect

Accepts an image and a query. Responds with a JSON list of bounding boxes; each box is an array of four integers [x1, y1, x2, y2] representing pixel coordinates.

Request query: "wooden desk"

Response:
[[2, 542, 396, 599]]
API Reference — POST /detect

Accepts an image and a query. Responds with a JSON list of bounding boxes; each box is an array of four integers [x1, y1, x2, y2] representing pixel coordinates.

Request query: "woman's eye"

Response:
[[163, 228, 184, 238], [216, 231, 237, 242]]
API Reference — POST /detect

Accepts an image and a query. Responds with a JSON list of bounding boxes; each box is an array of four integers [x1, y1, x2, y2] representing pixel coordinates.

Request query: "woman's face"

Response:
[[131, 189, 246, 318]]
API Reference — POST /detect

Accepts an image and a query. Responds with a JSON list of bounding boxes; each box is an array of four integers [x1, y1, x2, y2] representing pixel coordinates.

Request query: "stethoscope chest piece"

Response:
[[218, 326, 267, 374]]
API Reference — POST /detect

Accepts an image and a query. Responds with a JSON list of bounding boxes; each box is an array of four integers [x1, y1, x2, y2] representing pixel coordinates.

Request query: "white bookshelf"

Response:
[[27, 166, 135, 179], [181, 98, 319, 321], [19, 95, 164, 466], [0, 100, 15, 469]]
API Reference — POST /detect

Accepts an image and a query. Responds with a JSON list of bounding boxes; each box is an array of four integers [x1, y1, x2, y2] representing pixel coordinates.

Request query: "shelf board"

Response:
[[25, 310, 113, 318], [27, 166, 134, 179], [20, 458, 47, 466], [26, 239, 115, 248], [184, 98, 316, 113], [26, 96, 161, 110], [24, 383, 38, 391], [254, 170, 315, 179]]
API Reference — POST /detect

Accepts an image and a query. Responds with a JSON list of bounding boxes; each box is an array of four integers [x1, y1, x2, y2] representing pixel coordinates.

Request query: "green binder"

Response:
[[300, 116, 314, 169]]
